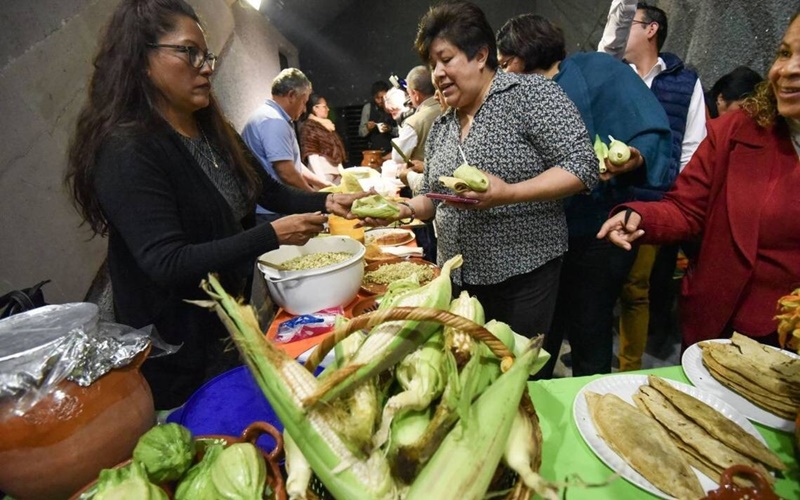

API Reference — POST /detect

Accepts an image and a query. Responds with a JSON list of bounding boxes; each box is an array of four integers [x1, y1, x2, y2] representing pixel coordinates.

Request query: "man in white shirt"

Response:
[[599, 1, 707, 371]]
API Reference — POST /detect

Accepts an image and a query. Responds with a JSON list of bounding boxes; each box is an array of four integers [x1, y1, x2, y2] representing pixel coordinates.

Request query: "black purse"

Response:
[[0, 280, 50, 319]]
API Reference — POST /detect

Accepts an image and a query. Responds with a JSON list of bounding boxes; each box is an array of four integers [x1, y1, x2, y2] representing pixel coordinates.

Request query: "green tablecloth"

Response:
[[529, 366, 799, 499]]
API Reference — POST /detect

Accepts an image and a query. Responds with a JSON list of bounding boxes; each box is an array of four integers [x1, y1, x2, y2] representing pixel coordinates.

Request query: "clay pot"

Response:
[[0, 349, 155, 500], [198, 421, 287, 500], [361, 150, 384, 168]]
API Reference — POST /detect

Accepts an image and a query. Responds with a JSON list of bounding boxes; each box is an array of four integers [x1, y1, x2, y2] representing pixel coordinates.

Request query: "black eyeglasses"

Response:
[[147, 43, 217, 70]]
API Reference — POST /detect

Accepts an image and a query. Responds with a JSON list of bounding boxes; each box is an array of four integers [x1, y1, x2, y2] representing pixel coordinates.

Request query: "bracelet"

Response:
[[397, 201, 415, 224]]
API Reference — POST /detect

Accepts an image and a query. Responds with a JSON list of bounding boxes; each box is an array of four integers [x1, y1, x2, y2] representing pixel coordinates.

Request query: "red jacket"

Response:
[[619, 111, 800, 347]]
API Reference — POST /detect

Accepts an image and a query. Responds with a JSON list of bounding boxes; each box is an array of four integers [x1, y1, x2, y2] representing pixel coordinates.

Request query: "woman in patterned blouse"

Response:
[[361, 1, 598, 341]]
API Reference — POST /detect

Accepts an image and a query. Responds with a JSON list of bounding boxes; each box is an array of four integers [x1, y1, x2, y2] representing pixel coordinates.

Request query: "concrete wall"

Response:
[[0, 0, 297, 303], [301, 0, 796, 107]]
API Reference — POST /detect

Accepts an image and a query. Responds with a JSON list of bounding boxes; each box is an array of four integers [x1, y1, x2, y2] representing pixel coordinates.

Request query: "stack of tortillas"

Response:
[[700, 333, 800, 419], [586, 376, 785, 499]]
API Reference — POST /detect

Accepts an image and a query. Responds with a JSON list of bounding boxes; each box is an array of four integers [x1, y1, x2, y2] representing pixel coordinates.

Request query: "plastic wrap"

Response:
[[0, 302, 177, 419]]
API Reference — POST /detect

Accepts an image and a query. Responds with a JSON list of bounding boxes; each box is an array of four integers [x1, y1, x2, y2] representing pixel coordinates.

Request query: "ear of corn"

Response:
[[372, 331, 446, 449], [200, 276, 397, 500], [503, 408, 559, 500], [284, 431, 312, 500], [305, 255, 463, 407], [405, 338, 543, 500], [444, 291, 485, 367]]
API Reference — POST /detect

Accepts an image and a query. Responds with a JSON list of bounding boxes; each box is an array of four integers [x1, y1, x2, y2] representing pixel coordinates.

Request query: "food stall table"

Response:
[[530, 366, 799, 499]]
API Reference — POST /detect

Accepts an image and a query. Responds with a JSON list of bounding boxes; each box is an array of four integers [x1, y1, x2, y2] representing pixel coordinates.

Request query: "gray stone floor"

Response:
[[553, 321, 682, 378]]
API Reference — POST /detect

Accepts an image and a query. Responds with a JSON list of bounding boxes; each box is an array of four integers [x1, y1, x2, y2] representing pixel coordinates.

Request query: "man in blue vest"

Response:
[[600, 1, 707, 370]]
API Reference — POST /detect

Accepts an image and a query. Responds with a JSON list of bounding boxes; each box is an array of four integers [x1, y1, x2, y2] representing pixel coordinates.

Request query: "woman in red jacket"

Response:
[[598, 10, 800, 349]]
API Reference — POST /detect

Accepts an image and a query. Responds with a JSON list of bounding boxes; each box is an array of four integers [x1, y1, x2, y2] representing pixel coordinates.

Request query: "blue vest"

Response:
[[635, 52, 698, 201]]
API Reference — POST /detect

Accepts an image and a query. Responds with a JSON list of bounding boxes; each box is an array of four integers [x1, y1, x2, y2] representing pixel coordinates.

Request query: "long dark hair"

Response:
[[66, 0, 260, 235]]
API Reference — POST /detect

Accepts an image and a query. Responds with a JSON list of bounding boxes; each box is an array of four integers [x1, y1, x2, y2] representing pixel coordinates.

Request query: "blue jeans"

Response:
[[543, 237, 636, 378]]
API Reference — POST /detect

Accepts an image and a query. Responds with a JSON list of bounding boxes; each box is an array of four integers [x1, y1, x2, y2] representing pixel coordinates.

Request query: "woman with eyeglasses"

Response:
[[299, 94, 347, 184], [65, 0, 360, 409], [598, 10, 800, 350]]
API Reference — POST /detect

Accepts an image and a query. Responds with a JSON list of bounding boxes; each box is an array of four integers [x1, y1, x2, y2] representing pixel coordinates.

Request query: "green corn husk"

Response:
[[390, 349, 483, 483], [438, 176, 470, 193], [283, 431, 312, 500], [200, 276, 397, 500], [304, 255, 463, 407], [607, 135, 631, 166], [593, 134, 609, 173], [444, 291, 486, 367], [350, 194, 401, 219], [406, 338, 544, 500], [372, 331, 446, 449], [452, 164, 489, 192], [502, 408, 559, 500]]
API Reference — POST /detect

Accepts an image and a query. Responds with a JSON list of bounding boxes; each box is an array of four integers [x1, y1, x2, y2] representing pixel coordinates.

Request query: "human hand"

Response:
[[325, 192, 370, 217], [271, 213, 328, 246], [599, 146, 643, 182], [408, 159, 425, 173], [377, 122, 389, 134], [367, 121, 377, 131], [447, 171, 508, 209], [596, 208, 644, 250]]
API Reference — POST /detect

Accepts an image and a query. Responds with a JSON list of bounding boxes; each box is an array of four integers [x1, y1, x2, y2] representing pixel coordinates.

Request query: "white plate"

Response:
[[682, 339, 799, 432], [364, 228, 415, 247], [573, 374, 768, 500]]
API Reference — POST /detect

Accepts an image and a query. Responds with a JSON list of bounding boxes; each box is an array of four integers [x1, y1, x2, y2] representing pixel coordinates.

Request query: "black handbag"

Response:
[[0, 280, 50, 319]]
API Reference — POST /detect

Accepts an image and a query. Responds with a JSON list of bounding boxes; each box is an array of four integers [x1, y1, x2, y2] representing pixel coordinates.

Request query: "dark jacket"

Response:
[[554, 52, 672, 237], [634, 51, 699, 201], [94, 123, 327, 407]]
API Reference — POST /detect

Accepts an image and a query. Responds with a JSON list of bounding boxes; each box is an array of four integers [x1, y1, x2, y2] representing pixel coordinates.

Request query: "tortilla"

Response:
[[701, 350, 797, 406], [647, 376, 785, 471], [701, 341, 800, 398], [704, 362, 797, 419], [586, 391, 704, 499], [729, 332, 800, 383], [634, 386, 773, 482]]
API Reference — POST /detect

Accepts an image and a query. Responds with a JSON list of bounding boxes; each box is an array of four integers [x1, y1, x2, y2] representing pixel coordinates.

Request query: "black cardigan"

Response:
[[94, 125, 327, 407]]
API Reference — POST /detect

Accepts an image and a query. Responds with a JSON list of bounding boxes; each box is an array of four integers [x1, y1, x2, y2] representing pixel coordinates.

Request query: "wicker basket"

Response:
[[299, 306, 543, 499]]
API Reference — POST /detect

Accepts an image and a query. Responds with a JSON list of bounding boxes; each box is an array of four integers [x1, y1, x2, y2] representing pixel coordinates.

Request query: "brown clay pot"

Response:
[[361, 150, 384, 168], [0, 349, 155, 500]]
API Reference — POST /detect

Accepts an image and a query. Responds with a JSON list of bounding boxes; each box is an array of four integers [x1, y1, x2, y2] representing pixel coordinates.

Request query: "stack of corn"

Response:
[[200, 254, 556, 500]]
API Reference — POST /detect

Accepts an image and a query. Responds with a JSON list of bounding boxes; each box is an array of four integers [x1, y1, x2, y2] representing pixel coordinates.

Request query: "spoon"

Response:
[[258, 259, 288, 271]]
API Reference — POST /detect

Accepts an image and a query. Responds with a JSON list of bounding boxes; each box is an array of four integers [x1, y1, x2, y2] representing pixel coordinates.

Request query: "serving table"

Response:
[[531, 366, 799, 499]]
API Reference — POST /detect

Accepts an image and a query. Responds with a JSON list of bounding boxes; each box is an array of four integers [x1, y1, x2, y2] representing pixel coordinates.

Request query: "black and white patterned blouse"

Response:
[[421, 71, 598, 286]]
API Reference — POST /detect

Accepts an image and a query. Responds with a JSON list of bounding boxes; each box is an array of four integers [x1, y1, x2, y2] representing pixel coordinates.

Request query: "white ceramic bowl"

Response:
[[257, 236, 365, 315]]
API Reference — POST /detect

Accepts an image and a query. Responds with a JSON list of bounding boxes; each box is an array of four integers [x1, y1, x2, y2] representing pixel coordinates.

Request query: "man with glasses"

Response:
[[599, 1, 707, 371], [242, 68, 331, 224]]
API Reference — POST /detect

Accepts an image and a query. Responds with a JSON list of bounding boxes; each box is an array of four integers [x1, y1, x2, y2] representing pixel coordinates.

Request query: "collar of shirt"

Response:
[[788, 117, 800, 158], [266, 98, 292, 124], [629, 57, 666, 88]]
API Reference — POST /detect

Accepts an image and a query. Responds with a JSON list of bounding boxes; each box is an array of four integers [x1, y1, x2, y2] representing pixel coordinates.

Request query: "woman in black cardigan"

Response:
[[65, 0, 359, 409]]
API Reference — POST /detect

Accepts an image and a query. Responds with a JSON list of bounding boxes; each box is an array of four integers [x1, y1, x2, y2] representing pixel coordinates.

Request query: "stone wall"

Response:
[[0, 0, 297, 303], [301, 0, 797, 106]]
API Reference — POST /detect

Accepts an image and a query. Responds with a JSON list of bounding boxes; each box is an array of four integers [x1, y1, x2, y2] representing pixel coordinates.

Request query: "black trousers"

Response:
[[453, 256, 562, 344], [541, 237, 637, 378]]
